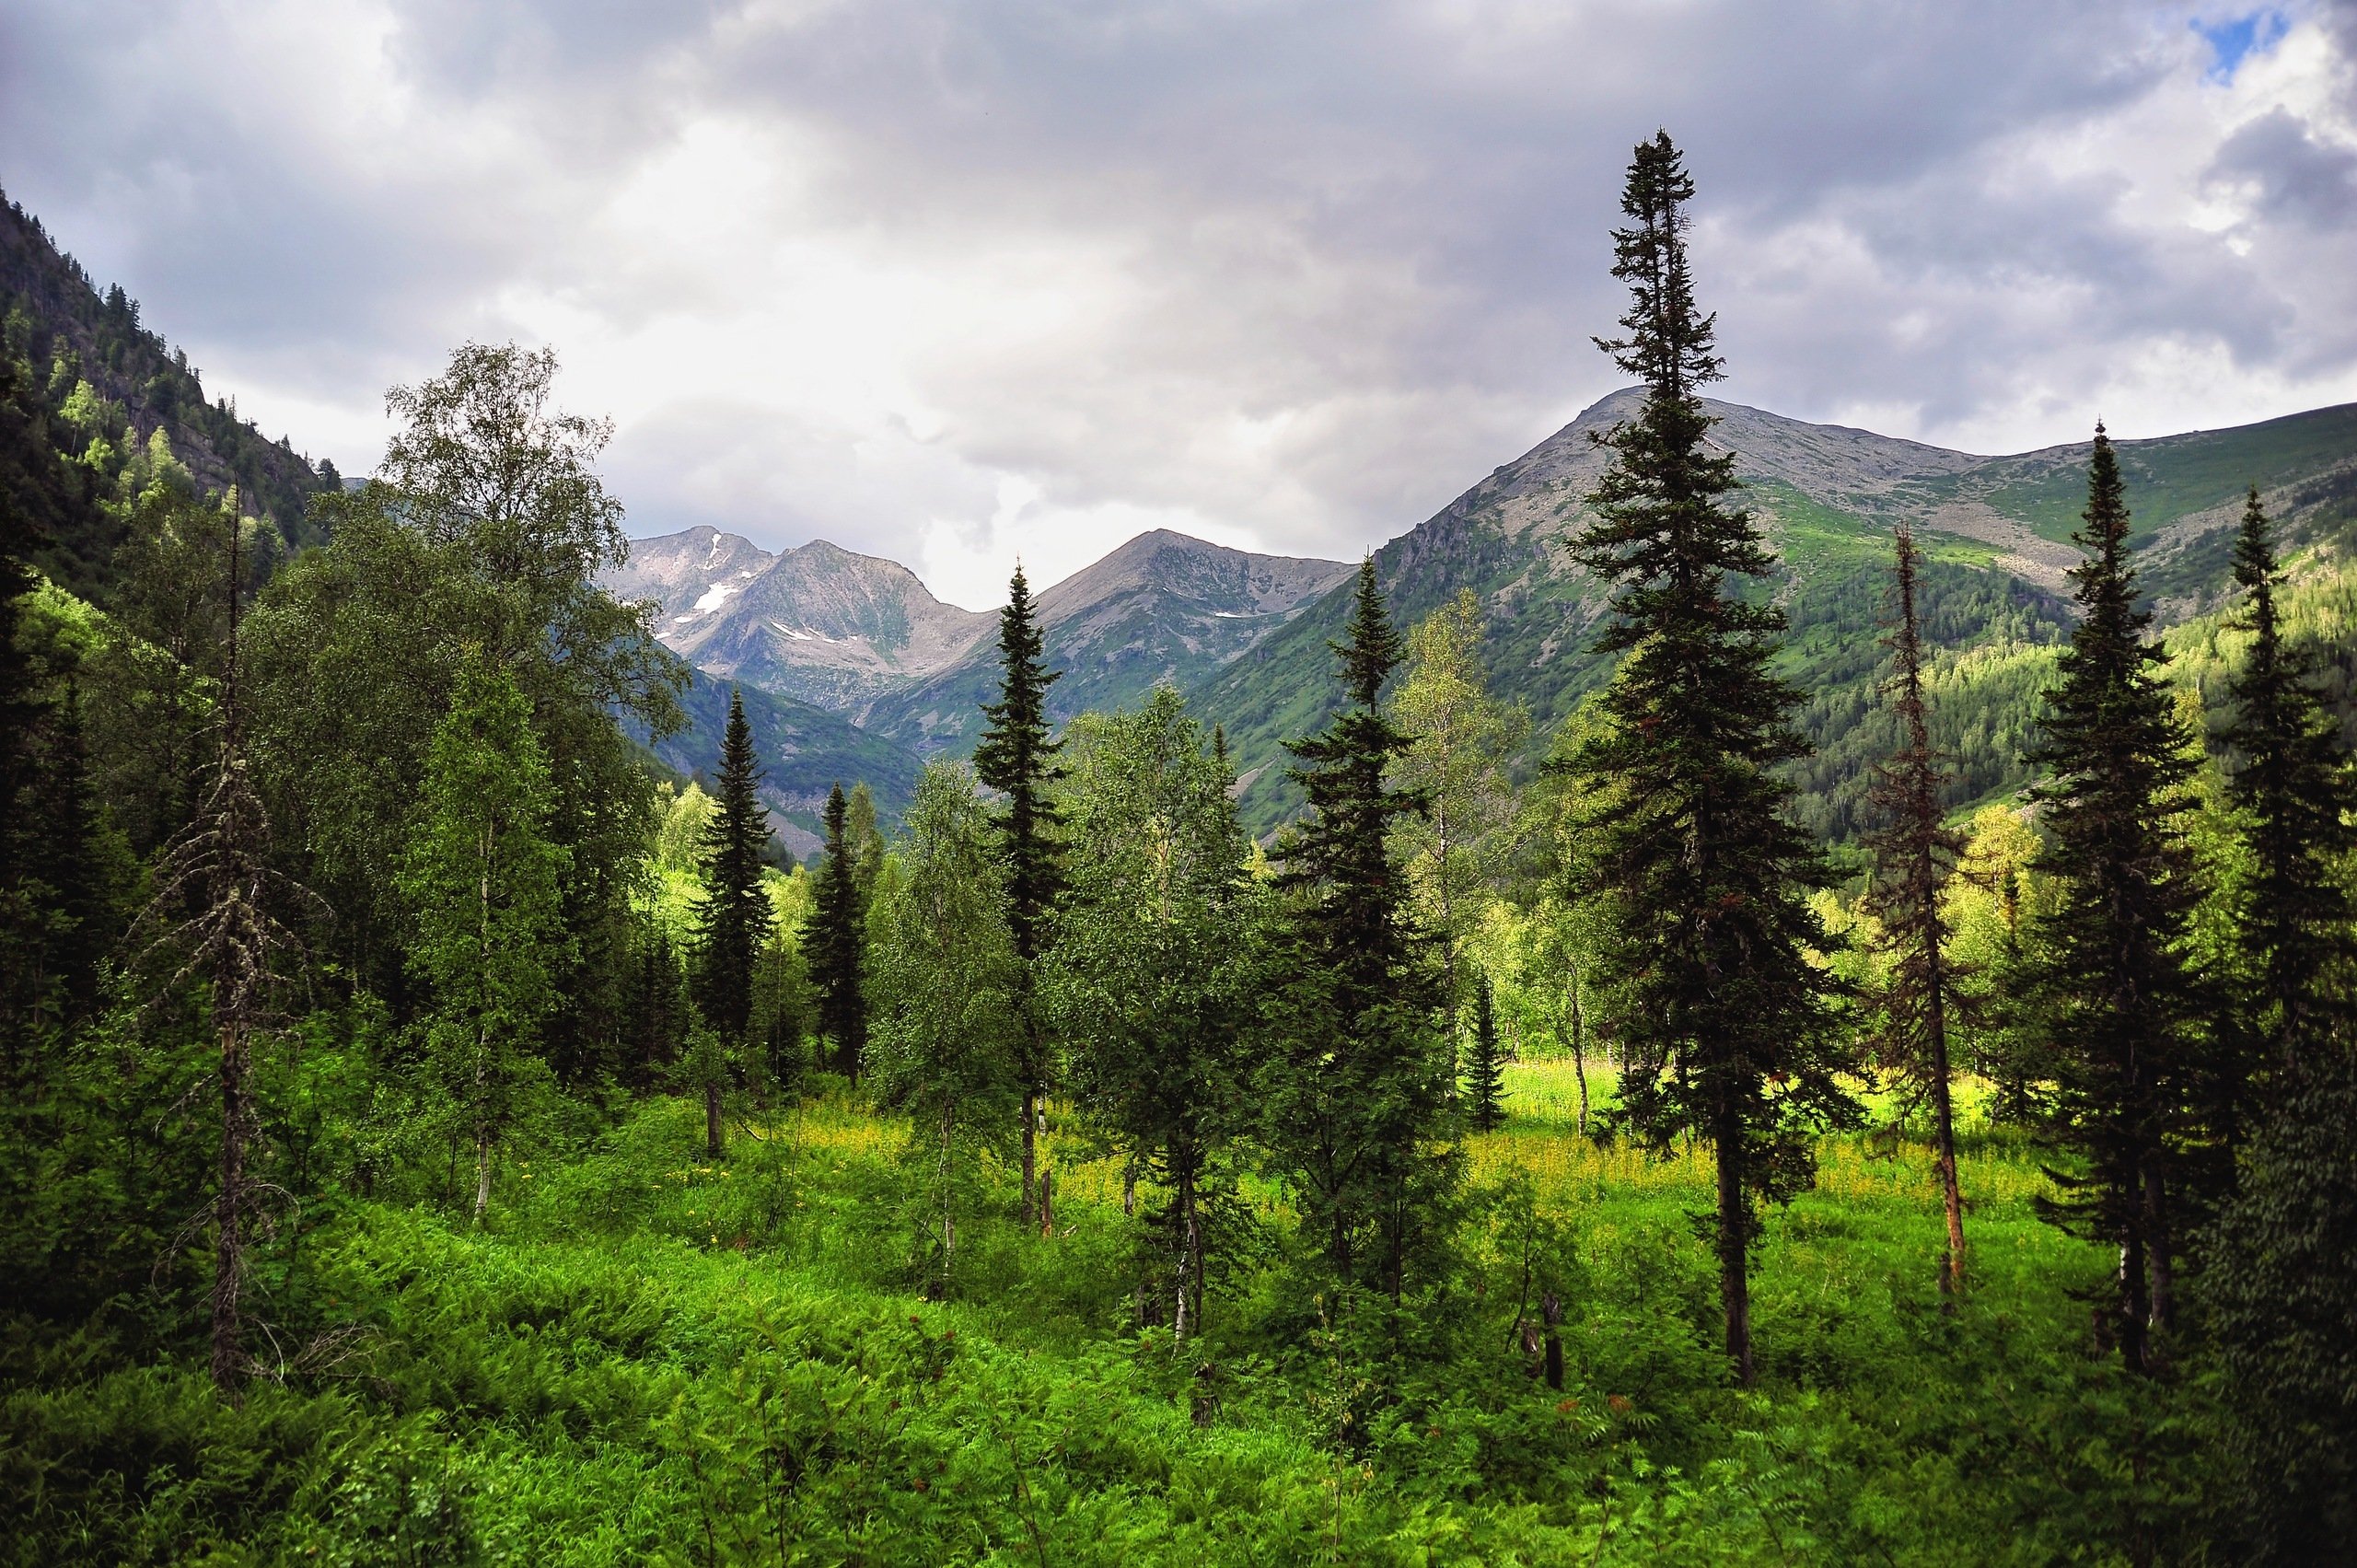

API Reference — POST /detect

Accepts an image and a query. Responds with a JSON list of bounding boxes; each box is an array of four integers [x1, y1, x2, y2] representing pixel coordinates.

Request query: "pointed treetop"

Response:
[[2233, 485, 2275, 595], [1595, 130, 1721, 399], [1332, 558, 1403, 710]]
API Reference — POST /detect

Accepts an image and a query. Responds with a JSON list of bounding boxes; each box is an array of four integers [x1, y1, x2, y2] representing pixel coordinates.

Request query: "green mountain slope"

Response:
[[1189, 391, 2357, 839], [860, 528, 1351, 759], [637, 666, 924, 858]]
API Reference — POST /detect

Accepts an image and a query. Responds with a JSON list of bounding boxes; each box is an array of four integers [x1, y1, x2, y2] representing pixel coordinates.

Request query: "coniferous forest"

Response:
[[7, 133, 2357, 1565]]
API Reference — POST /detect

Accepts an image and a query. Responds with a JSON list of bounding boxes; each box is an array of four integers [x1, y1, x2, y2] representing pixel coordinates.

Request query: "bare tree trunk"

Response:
[[211, 1018, 249, 1392], [1020, 1086, 1038, 1228], [1715, 1095, 1754, 1387], [2143, 1163, 2175, 1352], [936, 1097, 956, 1299], [1541, 1291, 1564, 1391], [1569, 981, 1590, 1138], [705, 1078, 725, 1160], [474, 838, 495, 1224], [2119, 1232, 2151, 1376], [1038, 1166, 1054, 1237], [1927, 955, 1965, 1305], [1174, 1166, 1197, 1342], [473, 1124, 493, 1224]]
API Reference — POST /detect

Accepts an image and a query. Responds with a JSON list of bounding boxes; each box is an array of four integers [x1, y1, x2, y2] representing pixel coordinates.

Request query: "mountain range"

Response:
[[17, 168, 2346, 865], [633, 389, 2357, 850]]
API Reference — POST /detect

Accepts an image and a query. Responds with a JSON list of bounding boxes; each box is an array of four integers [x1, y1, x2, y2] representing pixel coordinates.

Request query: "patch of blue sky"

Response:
[[2193, 8, 2289, 84]]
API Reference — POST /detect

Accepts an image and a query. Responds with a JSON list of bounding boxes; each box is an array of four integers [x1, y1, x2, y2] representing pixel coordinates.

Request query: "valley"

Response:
[[624, 389, 2357, 845]]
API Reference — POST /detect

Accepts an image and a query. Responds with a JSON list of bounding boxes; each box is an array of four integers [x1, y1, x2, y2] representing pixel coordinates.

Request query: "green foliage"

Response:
[[2024, 424, 2212, 1371], [10, 178, 2356, 1563], [868, 761, 1022, 1298], [2216, 488, 2357, 1065], [0, 1077, 2242, 1567], [972, 563, 1066, 968], [1267, 560, 1457, 1299], [2198, 1050, 2357, 1560], [695, 690, 774, 1046], [804, 783, 869, 1081], [1567, 133, 1859, 1384], [972, 563, 1067, 1218], [0, 193, 331, 604], [397, 656, 573, 1224], [243, 343, 681, 1053], [1463, 978, 1506, 1132], [1389, 587, 1527, 1025], [1052, 686, 1260, 1335]]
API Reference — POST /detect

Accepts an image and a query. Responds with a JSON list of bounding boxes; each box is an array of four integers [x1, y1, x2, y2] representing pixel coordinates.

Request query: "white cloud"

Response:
[[4, 0, 2354, 606]]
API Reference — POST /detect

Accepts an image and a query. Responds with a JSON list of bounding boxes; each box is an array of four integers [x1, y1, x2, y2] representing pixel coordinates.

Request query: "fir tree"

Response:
[[695, 689, 774, 1156], [1566, 133, 1857, 1386], [622, 925, 685, 1091], [2200, 1047, 2357, 1560], [806, 781, 869, 1082], [1266, 559, 1454, 1299], [2026, 424, 2206, 1374], [1863, 522, 1970, 1300], [2197, 490, 2357, 1554], [2220, 486, 2355, 1071], [972, 564, 1064, 1225], [1463, 975, 1506, 1133]]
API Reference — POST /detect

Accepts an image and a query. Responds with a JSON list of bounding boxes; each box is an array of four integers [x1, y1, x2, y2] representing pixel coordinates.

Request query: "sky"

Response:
[[5, 2, 2356, 609]]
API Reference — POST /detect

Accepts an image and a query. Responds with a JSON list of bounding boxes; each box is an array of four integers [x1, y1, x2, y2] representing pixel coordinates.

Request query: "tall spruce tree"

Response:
[[972, 564, 1064, 1225], [806, 782, 869, 1082], [2025, 424, 2206, 1374], [1863, 522, 1970, 1300], [1267, 559, 1454, 1299], [2198, 488, 2357, 1554], [1566, 133, 1856, 1387], [1463, 976, 1506, 1133], [695, 689, 774, 1156], [2220, 486, 2355, 1070]]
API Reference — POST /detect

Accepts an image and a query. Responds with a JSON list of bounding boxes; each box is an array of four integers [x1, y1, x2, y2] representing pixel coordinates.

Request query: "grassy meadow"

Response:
[[6, 1054, 2203, 1566]]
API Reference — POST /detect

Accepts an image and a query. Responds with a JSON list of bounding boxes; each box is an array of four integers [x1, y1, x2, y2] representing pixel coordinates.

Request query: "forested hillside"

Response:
[[1193, 391, 2357, 837], [645, 668, 923, 858], [6, 133, 2357, 1567], [0, 191, 335, 600]]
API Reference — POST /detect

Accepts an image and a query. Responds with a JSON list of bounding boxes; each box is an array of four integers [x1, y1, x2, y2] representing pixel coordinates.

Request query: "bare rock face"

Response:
[[604, 525, 777, 621], [607, 533, 993, 710]]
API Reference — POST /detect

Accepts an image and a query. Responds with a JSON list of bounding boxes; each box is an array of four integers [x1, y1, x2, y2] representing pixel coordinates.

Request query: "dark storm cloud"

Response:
[[2, 0, 2352, 585], [2210, 104, 2357, 224]]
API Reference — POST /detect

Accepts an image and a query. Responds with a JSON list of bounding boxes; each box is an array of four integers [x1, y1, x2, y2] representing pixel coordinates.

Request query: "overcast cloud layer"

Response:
[[5, 0, 2355, 607]]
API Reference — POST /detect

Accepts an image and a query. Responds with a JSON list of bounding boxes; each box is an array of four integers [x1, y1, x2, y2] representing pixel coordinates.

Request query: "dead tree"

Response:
[[127, 501, 318, 1393], [1864, 522, 1970, 1300]]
